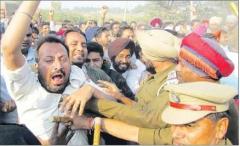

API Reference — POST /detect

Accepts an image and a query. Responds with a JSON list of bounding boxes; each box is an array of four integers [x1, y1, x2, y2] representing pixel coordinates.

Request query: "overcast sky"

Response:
[[39, 1, 146, 10]]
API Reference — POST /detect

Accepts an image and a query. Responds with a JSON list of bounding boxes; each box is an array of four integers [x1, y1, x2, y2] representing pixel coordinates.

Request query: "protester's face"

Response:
[[176, 58, 208, 83], [32, 32, 39, 46], [86, 52, 103, 69], [99, 31, 111, 47], [65, 32, 87, 67], [112, 24, 120, 35], [171, 117, 222, 145], [113, 49, 131, 73], [21, 27, 33, 55], [42, 25, 50, 36], [37, 42, 71, 93], [87, 20, 95, 28], [121, 29, 134, 40], [79, 23, 86, 31]]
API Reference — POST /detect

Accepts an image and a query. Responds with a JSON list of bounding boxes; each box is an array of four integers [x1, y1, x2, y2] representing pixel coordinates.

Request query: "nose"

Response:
[[89, 60, 95, 67], [171, 125, 185, 139], [23, 35, 30, 41], [121, 57, 128, 63], [53, 59, 63, 70], [76, 45, 84, 52]]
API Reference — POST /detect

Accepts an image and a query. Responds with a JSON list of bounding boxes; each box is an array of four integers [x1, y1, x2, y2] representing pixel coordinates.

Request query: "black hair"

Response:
[[125, 40, 135, 56], [87, 42, 104, 57], [117, 26, 134, 37], [120, 21, 128, 28], [32, 26, 39, 34], [49, 31, 57, 35], [110, 21, 120, 30], [134, 43, 142, 59], [63, 28, 87, 41], [203, 33, 217, 40], [94, 27, 109, 38], [35, 35, 69, 62], [41, 21, 50, 26], [164, 29, 179, 37], [206, 112, 229, 122], [88, 20, 97, 26], [62, 20, 71, 28]]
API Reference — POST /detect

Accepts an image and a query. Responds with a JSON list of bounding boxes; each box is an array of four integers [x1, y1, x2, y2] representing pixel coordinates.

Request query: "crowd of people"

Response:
[[0, 1, 239, 145]]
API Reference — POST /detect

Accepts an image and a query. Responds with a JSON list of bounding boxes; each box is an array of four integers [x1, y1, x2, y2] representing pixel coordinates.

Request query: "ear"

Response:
[[215, 117, 229, 139], [35, 63, 38, 71]]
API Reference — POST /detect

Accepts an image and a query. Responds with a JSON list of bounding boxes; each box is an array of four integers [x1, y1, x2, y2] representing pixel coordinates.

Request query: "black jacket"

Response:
[[102, 62, 135, 100]]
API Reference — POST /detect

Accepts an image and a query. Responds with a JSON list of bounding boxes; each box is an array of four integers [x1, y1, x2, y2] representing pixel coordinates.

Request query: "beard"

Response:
[[146, 65, 156, 74], [71, 54, 86, 68], [38, 69, 69, 94], [21, 41, 31, 56], [112, 59, 130, 74], [21, 47, 29, 56]]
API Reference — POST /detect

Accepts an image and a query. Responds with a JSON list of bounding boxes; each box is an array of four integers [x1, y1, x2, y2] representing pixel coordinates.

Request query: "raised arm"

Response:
[[98, 6, 108, 27], [1, 1, 40, 70]]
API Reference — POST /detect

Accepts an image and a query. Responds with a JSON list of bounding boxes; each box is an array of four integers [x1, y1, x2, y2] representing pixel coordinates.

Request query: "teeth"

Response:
[[52, 75, 63, 79]]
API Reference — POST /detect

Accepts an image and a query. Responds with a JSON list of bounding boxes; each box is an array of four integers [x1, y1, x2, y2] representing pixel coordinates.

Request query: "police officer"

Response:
[[162, 81, 237, 145]]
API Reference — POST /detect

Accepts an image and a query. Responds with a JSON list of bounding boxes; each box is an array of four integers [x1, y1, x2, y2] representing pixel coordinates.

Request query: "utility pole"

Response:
[[190, 1, 197, 21], [123, 1, 128, 22]]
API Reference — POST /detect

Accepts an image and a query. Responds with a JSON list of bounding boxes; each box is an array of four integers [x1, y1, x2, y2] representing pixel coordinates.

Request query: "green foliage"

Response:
[[35, 1, 237, 25]]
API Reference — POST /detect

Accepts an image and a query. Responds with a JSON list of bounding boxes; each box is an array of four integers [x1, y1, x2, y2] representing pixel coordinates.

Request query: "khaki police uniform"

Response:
[[86, 29, 181, 144], [87, 64, 176, 144]]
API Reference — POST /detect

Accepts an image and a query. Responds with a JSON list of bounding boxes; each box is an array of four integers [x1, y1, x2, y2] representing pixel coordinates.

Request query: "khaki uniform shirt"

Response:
[[86, 64, 176, 144], [219, 138, 232, 145]]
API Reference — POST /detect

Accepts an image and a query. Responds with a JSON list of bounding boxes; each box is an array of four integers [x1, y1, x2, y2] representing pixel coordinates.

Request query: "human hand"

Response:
[[49, 121, 74, 145], [100, 5, 108, 17], [97, 80, 122, 100], [49, 9, 54, 16], [71, 115, 94, 130], [0, 99, 16, 113], [130, 62, 137, 69], [60, 84, 94, 116]]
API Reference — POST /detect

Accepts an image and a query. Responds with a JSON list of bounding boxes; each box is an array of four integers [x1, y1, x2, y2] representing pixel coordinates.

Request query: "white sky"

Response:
[[39, 1, 146, 10]]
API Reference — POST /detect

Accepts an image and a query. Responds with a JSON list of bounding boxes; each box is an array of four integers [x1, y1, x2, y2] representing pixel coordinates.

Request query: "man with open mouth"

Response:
[[1, 1, 112, 145]]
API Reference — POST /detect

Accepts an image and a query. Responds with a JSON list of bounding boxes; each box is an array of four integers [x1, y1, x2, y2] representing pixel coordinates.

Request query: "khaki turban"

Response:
[[136, 29, 180, 61]]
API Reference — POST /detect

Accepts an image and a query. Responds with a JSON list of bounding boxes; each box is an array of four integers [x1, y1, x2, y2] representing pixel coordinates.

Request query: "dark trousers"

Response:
[[0, 123, 40, 145]]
